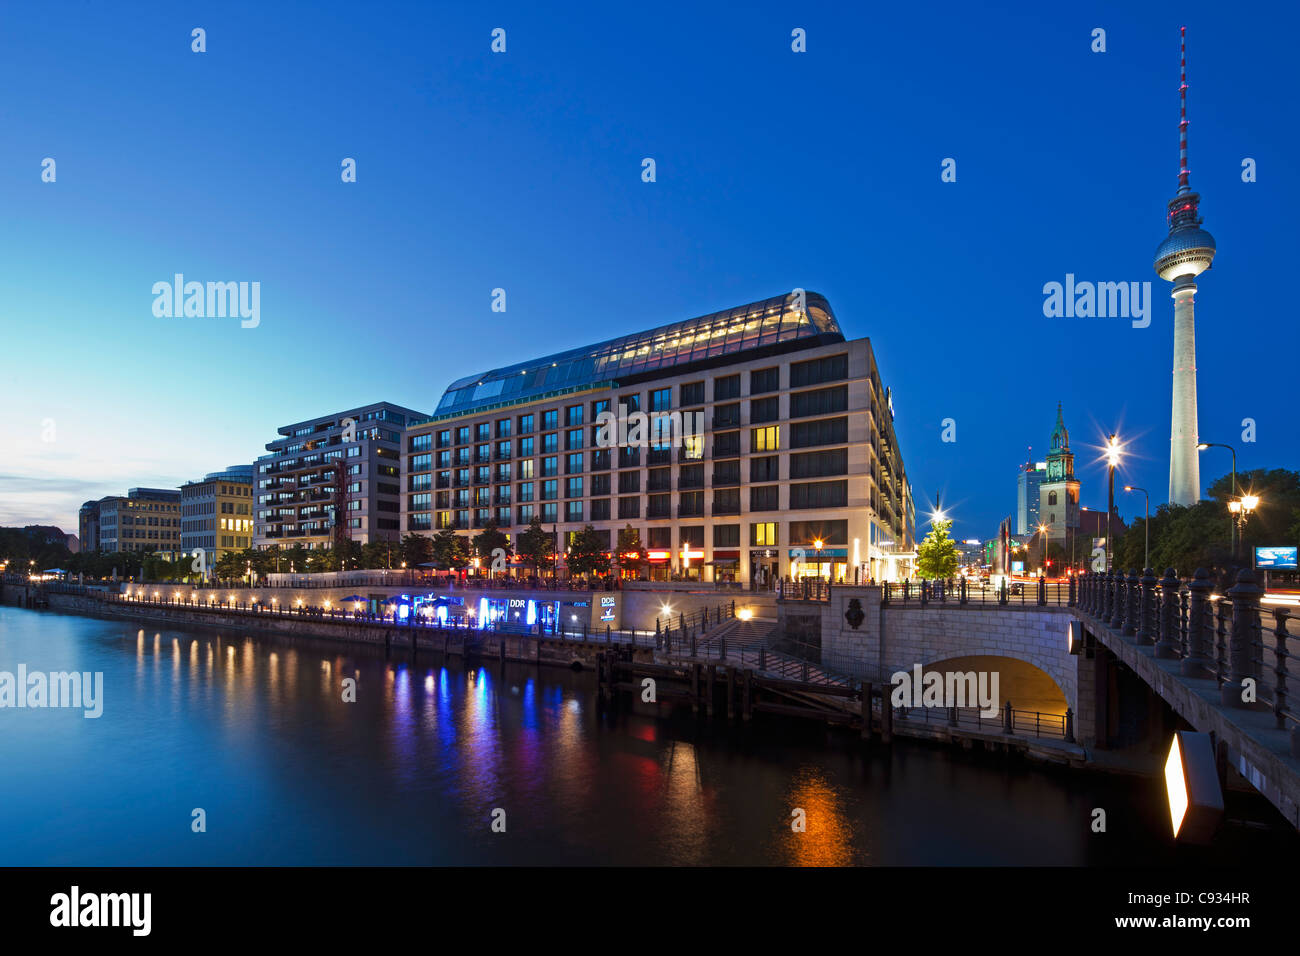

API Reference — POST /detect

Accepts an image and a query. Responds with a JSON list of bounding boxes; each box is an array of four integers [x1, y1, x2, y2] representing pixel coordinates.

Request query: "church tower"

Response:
[[1039, 403, 1081, 543]]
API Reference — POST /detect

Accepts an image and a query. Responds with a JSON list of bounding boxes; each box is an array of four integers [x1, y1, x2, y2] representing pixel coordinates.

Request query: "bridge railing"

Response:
[[777, 577, 1080, 608], [1076, 568, 1298, 755]]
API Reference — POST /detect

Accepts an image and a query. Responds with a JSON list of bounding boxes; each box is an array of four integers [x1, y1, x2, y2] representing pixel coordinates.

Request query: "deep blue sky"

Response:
[[1, 1, 1295, 541]]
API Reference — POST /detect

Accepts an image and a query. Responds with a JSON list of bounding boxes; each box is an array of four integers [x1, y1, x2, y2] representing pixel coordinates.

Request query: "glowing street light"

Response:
[[1104, 433, 1123, 570]]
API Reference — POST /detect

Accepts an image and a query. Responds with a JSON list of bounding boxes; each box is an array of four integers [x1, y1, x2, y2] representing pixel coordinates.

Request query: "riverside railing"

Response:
[[892, 702, 1072, 742], [106, 591, 676, 645], [1076, 567, 1298, 756]]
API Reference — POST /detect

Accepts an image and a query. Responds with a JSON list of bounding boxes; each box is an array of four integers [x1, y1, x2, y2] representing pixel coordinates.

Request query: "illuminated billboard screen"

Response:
[[1255, 546, 1298, 569]]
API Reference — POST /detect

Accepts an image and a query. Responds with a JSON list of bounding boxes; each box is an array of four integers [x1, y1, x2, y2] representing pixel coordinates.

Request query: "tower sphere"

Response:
[[1154, 218, 1216, 281]]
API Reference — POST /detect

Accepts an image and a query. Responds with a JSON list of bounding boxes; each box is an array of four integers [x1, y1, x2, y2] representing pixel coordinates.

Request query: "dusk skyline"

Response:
[[2, 1, 1294, 542]]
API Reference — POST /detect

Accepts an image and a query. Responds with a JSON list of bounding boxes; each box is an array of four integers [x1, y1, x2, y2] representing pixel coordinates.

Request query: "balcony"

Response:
[[646, 448, 671, 466], [678, 504, 704, 518], [712, 414, 741, 430], [647, 505, 671, 519], [647, 477, 672, 492], [711, 472, 741, 487]]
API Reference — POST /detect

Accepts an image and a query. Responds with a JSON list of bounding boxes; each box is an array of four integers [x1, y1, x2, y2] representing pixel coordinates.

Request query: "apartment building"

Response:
[[253, 402, 427, 551]]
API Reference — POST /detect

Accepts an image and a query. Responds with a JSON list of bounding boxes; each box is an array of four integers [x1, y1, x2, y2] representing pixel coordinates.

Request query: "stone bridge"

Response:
[[779, 585, 1079, 719]]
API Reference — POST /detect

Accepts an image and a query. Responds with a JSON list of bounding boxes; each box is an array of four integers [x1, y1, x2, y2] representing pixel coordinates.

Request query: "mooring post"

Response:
[[726, 666, 735, 719], [861, 682, 872, 740], [706, 664, 716, 716], [691, 663, 701, 714], [1065, 707, 1075, 744], [743, 669, 752, 721], [880, 692, 892, 743], [1003, 701, 1014, 734]]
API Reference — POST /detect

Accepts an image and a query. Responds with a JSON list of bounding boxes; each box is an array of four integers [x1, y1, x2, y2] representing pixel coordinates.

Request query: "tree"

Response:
[[284, 544, 309, 573], [614, 525, 645, 579], [515, 516, 555, 577], [1110, 468, 1300, 578], [567, 525, 609, 577], [472, 520, 510, 572], [915, 519, 960, 580], [361, 541, 390, 569], [400, 533, 432, 568], [430, 530, 471, 571], [214, 551, 243, 581]]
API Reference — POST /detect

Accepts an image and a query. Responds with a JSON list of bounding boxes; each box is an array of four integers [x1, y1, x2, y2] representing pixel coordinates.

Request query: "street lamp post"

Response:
[[1037, 523, 1050, 574], [1124, 485, 1150, 571], [1105, 434, 1122, 571]]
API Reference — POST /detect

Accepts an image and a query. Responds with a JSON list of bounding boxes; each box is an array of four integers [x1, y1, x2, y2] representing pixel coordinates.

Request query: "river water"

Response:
[[0, 606, 1292, 865]]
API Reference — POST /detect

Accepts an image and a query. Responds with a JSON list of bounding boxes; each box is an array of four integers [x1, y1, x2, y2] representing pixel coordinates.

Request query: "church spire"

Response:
[[1050, 402, 1069, 452]]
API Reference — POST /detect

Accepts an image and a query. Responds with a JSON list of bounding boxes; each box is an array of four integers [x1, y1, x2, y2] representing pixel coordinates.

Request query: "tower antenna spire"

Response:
[[1155, 26, 1215, 508], [1178, 26, 1190, 194]]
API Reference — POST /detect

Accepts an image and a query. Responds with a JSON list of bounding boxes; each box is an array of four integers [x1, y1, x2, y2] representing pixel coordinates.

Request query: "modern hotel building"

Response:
[[253, 402, 427, 551], [401, 291, 915, 583]]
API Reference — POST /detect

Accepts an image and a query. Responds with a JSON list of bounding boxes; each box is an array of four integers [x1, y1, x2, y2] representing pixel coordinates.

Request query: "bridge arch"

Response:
[[917, 654, 1068, 717]]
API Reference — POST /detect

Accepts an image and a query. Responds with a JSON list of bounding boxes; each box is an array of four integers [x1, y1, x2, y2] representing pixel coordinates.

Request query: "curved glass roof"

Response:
[[433, 291, 842, 418]]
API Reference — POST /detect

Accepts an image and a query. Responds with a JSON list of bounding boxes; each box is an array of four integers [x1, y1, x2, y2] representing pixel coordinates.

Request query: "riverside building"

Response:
[[180, 465, 255, 576], [402, 291, 915, 584], [253, 402, 427, 552], [95, 488, 183, 555]]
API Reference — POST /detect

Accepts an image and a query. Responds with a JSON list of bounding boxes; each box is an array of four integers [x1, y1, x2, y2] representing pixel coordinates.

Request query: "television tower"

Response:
[[1154, 27, 1216, 506]]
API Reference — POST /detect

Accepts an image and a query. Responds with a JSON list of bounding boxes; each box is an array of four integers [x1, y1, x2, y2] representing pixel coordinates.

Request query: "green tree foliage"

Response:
[[515, 516, 555, 576], [614, 525, 645, 579], [400, 533, 432, 568], [566, 525, 609, 577], [1113, 469, 1300, 577], [915, 519, 960, 580], [472, 521, 510, 569], [430, 530, 471, 570], [0, 526, 72, 572]]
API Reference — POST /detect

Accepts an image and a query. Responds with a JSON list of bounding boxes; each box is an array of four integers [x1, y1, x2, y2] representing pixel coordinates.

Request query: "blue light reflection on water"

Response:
[[0, 606, 1292, 866]]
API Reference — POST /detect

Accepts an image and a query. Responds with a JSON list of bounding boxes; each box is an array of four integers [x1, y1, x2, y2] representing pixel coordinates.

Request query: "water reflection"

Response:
[[0, 606, 1294, 867]]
